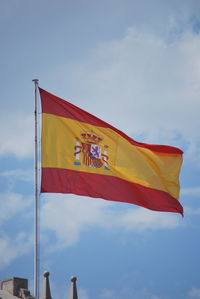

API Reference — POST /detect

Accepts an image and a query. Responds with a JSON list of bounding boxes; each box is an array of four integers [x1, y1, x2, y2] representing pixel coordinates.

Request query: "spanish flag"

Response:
[[39, 88, 183, 215]]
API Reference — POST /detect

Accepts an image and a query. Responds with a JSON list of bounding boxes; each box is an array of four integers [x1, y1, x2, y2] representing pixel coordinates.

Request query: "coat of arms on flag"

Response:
[[74, 130, 109, 170]]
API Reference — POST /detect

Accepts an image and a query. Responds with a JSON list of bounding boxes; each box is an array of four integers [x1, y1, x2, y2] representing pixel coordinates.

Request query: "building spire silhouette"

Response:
[[69, 276, 78, 299], [40, 271, 52, 299]]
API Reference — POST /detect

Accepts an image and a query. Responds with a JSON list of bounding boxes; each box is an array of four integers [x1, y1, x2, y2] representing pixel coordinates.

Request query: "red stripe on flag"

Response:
[[39, 88, 183, 155], [41, 167, 183, 215]]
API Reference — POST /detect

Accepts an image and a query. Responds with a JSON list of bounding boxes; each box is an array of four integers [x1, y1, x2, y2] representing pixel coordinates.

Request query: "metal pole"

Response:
[[32, 78, 39, 299]]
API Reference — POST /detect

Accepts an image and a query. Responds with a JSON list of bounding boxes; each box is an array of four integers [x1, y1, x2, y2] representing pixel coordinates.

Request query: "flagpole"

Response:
[[32, 78, 39, 299]]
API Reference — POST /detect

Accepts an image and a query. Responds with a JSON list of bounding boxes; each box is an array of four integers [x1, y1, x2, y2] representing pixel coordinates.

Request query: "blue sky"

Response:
[[1, 0, 200, 298]]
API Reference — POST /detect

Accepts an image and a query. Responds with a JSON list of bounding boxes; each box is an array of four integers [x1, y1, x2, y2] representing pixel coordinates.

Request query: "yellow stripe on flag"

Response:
[[42, 113, 182, 200]]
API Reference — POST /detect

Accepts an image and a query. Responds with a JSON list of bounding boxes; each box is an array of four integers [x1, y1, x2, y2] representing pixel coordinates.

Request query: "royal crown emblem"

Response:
[[74, 130, 109, 170]]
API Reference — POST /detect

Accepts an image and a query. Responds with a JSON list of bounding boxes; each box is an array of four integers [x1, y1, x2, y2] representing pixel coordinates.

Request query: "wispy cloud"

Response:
[[79, 288, 90, 299], [0, 113, 33, 158], [0, 192, 32, 224], [95, 287, 163, 299], [189, 287, 200, 298], [181, 187, 200, 197], [41, 195, 112, 250], [184, 207, 200, 216], [120, 208, 182, 231], [61, 25, 200, 159], [41, 194, 183, 251], [0, 192, 33, 269], [0, 168, 33, 182], [0, 232, 32, 270], [1, 21, 200, 162]]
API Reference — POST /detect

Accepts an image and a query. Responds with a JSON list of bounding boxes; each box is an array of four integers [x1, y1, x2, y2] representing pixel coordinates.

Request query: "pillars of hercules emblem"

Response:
[[103, 148, 109, 170], [74, 141, 81, 165]]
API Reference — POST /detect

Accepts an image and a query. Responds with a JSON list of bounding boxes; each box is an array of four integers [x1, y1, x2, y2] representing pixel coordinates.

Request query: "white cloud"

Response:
[[40, 195, 112, 250], [79, 288, 90, 299], [0, 168, 33, 182], [0, 232, 32, 270], [184, 142, 200, 166], [0, 113, 34, 158], [181, 187, 200, 197], [0, 192, 33, 269], [99, 289, 115, 298], [0, 192, 32, 224], [62, 25, 200, 155], [41, 194, 182, 251], [185, 207, 200, 216], [120, 208, 182, 231], [189, 287, 200, 298], [98, 287, 163, 299], [1, 22, 200, 163]]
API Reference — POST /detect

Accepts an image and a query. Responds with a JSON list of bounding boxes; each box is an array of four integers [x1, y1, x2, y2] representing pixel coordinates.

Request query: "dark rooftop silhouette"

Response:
[[0, 272, 79, 299]]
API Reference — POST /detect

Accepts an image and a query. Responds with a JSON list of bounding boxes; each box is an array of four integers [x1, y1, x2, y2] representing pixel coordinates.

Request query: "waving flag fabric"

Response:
[[39, 88, 183, 215]]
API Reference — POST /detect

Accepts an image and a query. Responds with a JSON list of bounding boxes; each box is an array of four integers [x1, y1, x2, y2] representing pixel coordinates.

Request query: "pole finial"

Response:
[[32, 78, 39, 83]]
